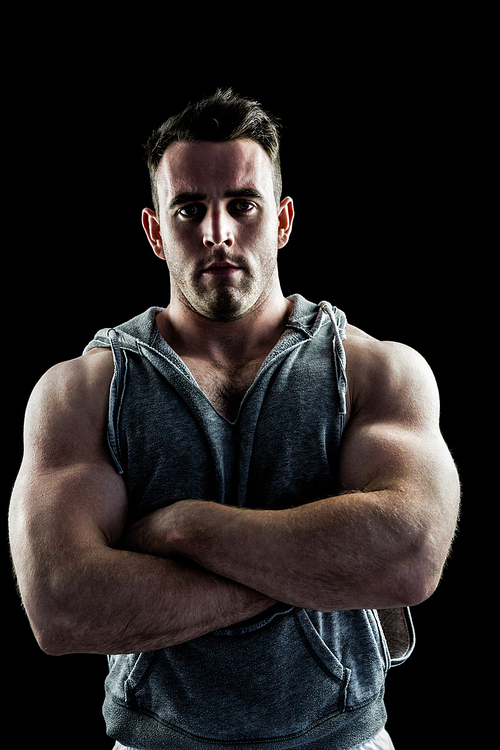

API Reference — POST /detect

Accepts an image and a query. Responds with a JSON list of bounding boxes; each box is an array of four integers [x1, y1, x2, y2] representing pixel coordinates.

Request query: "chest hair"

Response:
[[185, 359, 263, 421]]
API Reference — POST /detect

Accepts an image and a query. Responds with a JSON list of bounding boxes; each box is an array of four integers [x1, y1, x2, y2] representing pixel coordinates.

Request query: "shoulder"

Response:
[[343, 325, 439, 427], [25, 348, 114, 467], [29, 348, 114, 417]]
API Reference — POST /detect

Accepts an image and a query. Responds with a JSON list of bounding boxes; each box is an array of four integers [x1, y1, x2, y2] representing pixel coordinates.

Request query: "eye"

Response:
[[178, 204, 205, 219], [231, 199, 255, 213]]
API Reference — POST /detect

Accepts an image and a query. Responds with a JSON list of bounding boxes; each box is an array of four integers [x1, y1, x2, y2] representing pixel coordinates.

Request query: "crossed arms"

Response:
[[9, 338, 460, 656]]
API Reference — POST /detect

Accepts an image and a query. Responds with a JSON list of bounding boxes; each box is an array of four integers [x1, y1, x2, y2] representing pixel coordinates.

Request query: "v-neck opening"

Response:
[[149, 313, 317, 427]]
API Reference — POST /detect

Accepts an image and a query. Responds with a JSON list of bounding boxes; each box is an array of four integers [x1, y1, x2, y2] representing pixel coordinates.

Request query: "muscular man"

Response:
[[9, 89, 460, 750]]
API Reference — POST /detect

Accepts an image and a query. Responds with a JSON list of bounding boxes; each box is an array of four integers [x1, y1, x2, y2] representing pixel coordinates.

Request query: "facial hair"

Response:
[[167, 242, 279, 323]]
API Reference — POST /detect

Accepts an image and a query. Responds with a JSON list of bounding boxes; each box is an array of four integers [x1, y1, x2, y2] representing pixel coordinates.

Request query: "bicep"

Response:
[[10, 461, 127, 560], [339, 341, 460, 533], [338, 418, 452, 497], [9, 453, 129, 625], [9, 352, 127, 591]]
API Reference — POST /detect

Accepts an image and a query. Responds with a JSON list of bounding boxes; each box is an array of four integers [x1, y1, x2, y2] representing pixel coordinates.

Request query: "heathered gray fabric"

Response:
[[84, 295, 414, 750]]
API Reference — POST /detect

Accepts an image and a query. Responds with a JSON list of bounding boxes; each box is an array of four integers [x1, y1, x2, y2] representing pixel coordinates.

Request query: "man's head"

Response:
[[142, 90, 294, 323], [144, 88, 282, 215]]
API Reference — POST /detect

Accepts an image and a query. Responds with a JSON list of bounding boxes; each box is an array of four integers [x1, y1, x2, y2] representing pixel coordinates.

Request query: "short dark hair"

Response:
[[144, 88, 282, 213]]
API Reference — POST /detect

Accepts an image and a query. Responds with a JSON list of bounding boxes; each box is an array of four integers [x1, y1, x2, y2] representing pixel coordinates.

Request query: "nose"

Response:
[[202, 206, 234, 249]]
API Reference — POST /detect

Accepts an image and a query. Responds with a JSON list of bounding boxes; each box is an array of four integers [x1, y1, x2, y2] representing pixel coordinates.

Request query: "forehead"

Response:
[[157, 140, 274, 200]]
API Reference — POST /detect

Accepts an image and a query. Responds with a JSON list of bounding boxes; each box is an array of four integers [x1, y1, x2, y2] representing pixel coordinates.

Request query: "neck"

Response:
[[157, 289, 293, 367]]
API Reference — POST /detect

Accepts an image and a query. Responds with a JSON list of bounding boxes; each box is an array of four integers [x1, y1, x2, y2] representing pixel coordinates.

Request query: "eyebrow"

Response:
[[224, 188, 265, 201], [169, 192, 206, 210], [168, 187, 265, 210]]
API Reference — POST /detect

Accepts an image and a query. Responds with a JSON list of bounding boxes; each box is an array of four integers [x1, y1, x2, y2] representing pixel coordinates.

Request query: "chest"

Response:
[[116, 332, 345, 516], [182, 358, 264, 422]]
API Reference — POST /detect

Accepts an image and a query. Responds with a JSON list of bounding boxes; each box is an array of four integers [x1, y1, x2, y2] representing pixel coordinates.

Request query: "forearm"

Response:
[[159, 493, 433, 612], [26, 546, 275, 656]]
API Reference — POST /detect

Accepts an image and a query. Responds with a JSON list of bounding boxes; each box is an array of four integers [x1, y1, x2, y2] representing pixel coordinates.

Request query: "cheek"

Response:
[[162, 219, 193, 245], [160, 223, 197, 262], [239, 216, 279, 247]]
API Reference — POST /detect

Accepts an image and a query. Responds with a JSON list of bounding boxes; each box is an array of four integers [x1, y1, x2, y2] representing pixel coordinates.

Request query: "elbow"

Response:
[[31, 611, 80, 656], [397, 552, 444, 607], [23, 592, 83, 656], [390, 519, 451, 607], [36, 629, 70, 657], [13, 558, 95, 656], [399, 572, 438, 607]]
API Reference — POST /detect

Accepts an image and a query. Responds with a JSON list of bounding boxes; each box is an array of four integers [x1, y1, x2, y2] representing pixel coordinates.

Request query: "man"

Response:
[[9, 89, 460, 750]]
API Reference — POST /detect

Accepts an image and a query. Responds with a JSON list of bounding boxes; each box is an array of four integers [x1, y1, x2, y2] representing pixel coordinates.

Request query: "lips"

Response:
[[202, 261, 242, 276]]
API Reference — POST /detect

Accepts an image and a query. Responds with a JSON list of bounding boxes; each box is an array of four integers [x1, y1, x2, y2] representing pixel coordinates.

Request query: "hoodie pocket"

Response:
[[115, 609, 350, 743]]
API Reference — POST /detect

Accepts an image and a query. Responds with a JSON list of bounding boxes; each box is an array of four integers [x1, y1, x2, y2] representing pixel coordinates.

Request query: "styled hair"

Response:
[[144, 88, 282, 213]]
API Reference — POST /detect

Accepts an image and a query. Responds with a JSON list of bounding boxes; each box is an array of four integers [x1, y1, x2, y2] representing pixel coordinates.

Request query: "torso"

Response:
[[154, 304, 293, 422], [152, 307, 380, 424], [178, 322, 380, 423], [180, 355, 266, 422]]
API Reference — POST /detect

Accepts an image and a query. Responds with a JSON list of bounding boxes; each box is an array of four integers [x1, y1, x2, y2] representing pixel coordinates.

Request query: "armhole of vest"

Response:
[[337, 337, 347, 434], [321, 304, 348, 430], [334, 309, 348, 433], [106, 329, 126, 475]]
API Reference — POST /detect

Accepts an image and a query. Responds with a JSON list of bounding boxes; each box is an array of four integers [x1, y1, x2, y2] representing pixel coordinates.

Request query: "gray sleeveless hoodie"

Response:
[[84, 294, 414, 750]]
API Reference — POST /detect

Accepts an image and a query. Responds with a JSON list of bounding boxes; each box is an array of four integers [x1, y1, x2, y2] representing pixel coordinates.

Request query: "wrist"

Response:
[[168, 499, 219, 558], [121, 500, 210, 558], [121, 505, 180, 557]]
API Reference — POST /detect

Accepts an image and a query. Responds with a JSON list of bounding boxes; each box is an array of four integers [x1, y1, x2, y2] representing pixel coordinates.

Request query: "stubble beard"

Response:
[[189, 269, 263, 322], [171, 249, 279, 323]]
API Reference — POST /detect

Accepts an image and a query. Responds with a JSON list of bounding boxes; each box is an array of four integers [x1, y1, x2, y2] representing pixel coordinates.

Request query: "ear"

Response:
[[142, 208, 165, 260], [277, 197, 294, 249]]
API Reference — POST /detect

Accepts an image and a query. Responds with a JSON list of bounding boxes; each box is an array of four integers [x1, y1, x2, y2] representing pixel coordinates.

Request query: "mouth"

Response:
[[202, 262, 242, 277]]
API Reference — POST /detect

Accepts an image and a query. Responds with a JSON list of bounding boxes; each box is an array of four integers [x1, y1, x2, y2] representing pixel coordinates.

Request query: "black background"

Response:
[[4, 13, 489, 749]]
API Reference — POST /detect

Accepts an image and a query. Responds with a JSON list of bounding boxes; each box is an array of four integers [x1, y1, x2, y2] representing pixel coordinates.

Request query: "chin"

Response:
[[202, 298, 249, 322], [195, 284, 257, 322]]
